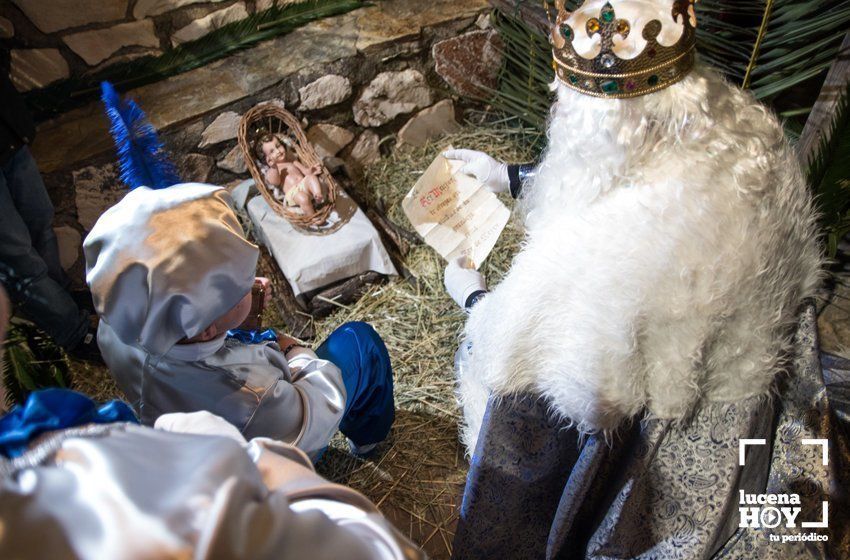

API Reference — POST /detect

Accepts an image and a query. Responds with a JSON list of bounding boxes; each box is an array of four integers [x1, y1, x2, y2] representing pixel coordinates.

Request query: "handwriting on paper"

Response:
[[403, 152, 510, 269]]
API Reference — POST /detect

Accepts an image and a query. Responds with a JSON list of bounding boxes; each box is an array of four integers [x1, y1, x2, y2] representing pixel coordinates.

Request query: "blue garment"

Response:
[[0, 147, 89, 349], [316, 322, 395, 447], [226, 328, 279, 344], [0, 389, 137, 458]]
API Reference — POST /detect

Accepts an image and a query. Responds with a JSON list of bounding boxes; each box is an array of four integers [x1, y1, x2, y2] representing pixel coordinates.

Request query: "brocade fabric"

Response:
[[453, 304, 849, 559]]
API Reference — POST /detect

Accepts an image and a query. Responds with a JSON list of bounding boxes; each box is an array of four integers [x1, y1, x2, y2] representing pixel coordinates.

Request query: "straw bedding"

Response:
[[70, 118, 536, 558]]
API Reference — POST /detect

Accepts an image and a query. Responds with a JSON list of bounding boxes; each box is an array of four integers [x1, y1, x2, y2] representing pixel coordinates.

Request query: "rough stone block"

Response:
[[63, 20, 160, 66], [353, 69, 432, 127], [397, 99, 460, 148], [73, 164, 128, 231], [172, 2, 248, 46], [0, 17, 14, 39], [347, 0, 489, 53], [88, 49, 163, 74], [179, 153, 215, 182], [298, 75, 352, 111], [258, 98, 287, 110], [306, 124, 355, 159], [198, 111, 241, 148], [13, 0, 127, 33], [10, 49, 69, 92], [433, 30, 503, 99], [348, 130, 381, 168], [255, 0, 278, 11], [134, 0, 227, 18], [217, 144, 247, 175]]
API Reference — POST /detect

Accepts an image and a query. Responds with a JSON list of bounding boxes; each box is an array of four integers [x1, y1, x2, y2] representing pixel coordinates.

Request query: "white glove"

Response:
[[444, 256, 487, 309], [444, 149, 509, 194]]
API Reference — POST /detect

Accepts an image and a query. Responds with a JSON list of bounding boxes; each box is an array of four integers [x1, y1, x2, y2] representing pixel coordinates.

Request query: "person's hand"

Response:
[[254, 277, 272, 307], [444, 256, 487, 309], [265, 167, 281, 186], [278, 334, 311, 360], [278, 334, 300, 349], [444, 149, 509, 194]]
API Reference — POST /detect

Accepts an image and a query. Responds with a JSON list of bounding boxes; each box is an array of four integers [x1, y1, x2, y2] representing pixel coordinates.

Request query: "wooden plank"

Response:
[[798, 31, 850, 167], [308, 271, 386, 318]]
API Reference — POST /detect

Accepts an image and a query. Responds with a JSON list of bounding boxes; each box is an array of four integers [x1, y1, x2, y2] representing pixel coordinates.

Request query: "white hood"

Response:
[[84, 184, 259, 357]]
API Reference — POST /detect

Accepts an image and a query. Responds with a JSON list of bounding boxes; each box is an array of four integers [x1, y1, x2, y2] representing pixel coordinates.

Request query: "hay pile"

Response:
[[310, 120, 535, 557], [68, 118, 536, 558]]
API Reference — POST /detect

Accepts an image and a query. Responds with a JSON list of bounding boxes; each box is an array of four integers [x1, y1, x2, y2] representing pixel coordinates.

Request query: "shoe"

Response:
[[347, 438, 379, 457], [67, 328, 103, 364]]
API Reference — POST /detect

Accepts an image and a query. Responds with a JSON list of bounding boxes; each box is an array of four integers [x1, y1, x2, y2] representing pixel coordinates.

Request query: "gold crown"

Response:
[[550, 0, 697, 98]]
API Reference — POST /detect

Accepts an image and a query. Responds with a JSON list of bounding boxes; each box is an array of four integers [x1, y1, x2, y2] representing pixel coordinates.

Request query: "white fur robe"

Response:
[[459, 64, 822, 453]]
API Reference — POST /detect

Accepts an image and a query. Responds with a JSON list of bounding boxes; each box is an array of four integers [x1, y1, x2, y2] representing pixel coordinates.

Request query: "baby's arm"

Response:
[[293, 161, 325, 202], [265, 166, 282, 187], [293, 160, 321, 177]]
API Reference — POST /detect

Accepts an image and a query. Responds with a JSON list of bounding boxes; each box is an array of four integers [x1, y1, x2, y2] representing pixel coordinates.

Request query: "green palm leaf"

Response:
[[1, 323, 68, 409], [488, 8, 554, 133], [808, 82, 850, 257], [698, 0, 850, 100]]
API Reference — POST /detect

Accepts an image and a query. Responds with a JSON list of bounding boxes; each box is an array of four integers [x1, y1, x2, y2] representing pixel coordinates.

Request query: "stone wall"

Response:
[[30, 0, 500, 284], [1, 0, 277, 91]]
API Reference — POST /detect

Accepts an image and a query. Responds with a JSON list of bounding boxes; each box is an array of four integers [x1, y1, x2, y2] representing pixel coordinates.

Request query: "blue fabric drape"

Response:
[[0, 389, 137, 458], [316, 321, 395, 446]]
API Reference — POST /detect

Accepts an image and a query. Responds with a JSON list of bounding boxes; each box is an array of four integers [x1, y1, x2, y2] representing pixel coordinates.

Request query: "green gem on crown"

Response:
[[601, 3, 615, 22], [561, 25, 572, 39], [600, 80, 619, 94], [568, 74, 579, 85], [648, 75, 660, 86]]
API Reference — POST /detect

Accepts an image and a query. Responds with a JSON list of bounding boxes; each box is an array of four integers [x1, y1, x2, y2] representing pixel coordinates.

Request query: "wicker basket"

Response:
[[238, 104, 338, 230]]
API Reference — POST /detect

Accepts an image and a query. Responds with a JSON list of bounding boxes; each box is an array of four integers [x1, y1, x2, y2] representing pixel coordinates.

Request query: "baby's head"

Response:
[[254, 133, 292, 166]]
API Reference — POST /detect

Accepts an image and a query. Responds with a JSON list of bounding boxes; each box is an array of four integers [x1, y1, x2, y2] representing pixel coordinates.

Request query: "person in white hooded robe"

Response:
[[84, 183, 395, 460], [0, 301, 421, 559], [443, 0, 848, 558]]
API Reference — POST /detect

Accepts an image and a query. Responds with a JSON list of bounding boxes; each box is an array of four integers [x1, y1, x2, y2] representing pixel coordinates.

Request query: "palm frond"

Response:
[[2, 323, 68, 409], [25, 0, 368, 119], [808, 82, 850, 257], [487, 9, 554, 134], [487, 1, 850, 130], [698, 0, 850, 100]]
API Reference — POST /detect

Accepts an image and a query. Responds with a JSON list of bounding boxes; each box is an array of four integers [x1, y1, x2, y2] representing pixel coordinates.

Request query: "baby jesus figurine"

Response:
[[255, 133, 326, 216]]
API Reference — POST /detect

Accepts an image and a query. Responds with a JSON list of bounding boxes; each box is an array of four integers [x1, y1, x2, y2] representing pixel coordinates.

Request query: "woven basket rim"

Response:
[[237, 104, 338, 231]]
